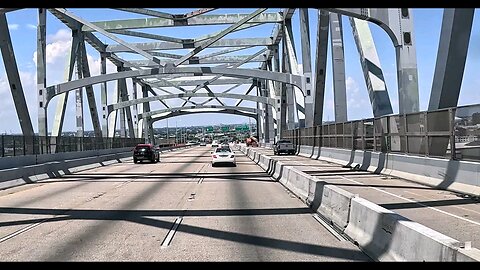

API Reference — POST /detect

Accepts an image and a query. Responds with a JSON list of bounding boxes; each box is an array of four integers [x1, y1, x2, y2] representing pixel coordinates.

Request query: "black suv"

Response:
[[133, 144, 160, 163]]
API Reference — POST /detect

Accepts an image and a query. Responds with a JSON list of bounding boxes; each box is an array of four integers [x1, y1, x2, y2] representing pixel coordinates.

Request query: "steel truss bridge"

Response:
[[0, 8, 474, 153]]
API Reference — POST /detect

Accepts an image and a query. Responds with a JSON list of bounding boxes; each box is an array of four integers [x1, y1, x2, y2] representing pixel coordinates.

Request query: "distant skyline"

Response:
[[1, 8, 480, 134]]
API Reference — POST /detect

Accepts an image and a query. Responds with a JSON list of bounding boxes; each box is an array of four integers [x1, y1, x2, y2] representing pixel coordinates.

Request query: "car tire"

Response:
[[133, 158, 137, 164]]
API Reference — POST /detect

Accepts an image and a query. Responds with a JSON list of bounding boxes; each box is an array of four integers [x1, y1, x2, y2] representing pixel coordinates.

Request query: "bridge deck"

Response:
[[0, 146, 368, 261]]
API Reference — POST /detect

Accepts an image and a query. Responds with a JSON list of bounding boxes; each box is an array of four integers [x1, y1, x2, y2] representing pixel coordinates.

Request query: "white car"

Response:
[[211, 140, 219, 147], [211, 147, 236, 167]]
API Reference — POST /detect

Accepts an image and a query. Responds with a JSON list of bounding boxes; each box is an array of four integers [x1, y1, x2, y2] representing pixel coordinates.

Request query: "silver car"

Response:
[[211, 147, 236, 167]]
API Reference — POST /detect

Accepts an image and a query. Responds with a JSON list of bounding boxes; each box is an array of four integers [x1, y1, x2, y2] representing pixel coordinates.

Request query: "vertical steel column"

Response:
[[313, 9, 330, 126], [256, 82, 265, 142], [265, 77, 275, 144], [116, 66, 126, 138], [142, 85, 153, 140], [132, 80, 139, 138], [117, 75, 135, 138], [392, 8, 419, 114], [350, 18, 393, 117], [37, 9, 47, 154], [329, 12, 347, 123], [282, 24, 296, 130], [107, 81, 119, 138], [79, 39, 103, 138], [52, 30, 80, 143], [284, 18, 305, 128], [300, 9, 314, 128], [75, 59, 84, 138], [428, 8, 474, 111], [100, 52, 108, 137], [0, 13, 34, 137], [272, 44, 283, 141]]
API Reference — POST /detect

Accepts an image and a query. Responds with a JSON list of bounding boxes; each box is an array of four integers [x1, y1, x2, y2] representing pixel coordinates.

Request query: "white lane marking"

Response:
[[161, 217, 183, 248], [312, 214, 346, 242], [338, 175, 480, 227], [0, 218, 48, 243], [403, 190, 480, 216]]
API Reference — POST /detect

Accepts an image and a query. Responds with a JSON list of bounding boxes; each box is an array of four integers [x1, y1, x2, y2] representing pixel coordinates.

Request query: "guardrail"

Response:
[[282, 104, 480, 162], [0, 135, 145, 157]]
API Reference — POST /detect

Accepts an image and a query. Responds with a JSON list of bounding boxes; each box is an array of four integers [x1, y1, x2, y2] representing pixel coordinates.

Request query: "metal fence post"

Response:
[[449, 108, 456, 160]]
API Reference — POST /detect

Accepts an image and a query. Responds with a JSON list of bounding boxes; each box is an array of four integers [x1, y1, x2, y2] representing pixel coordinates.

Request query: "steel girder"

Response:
[[350, 17, 393, 117], [108, 92, 275, 116], [329, 12, 348, 123], [428, 8, 474, 111], [82, 12, 283, 31], [0, 12, 34, 137], [313, 10, 329, 126], [149, 109, 257, 124], [44, 66, 305, 103], [325, 8, 419, 114], [139, 105, 258, 119]]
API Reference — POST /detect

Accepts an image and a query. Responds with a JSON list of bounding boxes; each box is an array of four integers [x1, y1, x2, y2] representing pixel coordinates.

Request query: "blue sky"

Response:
[[0, 8, 479, 133]]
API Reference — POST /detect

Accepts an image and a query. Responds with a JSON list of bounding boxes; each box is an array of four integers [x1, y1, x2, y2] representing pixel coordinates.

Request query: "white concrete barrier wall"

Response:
[[241, 145, 480, 262], [278, 166, 311, 202], [344, 197, 461, 261], [318, 185, 356, 231]]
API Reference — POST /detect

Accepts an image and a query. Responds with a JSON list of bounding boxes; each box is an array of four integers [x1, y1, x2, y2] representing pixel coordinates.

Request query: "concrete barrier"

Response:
[[344, 196, 462, 261], [317, 185, 356, 231], [0, 144, 193, 191], [240, 145, 480, 262]]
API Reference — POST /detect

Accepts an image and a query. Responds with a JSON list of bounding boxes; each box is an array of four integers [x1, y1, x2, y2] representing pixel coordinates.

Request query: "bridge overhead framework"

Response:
[[0, 8, 474, 147]]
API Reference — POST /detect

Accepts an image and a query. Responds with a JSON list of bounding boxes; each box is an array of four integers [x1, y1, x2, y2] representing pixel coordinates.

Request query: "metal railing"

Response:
[[282, 104, 480, 162], [0, 136, 145, 157]]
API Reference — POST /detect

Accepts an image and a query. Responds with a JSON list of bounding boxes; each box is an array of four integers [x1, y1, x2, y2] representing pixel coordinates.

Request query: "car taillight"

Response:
[[212, 155, 217, 158]]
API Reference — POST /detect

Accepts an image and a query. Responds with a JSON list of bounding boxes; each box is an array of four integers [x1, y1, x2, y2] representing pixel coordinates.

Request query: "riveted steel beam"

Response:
[[108, 92, 275, 115], [83, 12, 282, 31], [140, 105, 257, 119], [45, 66, 305, 101], [0, 12, 34, 137], [106, 38, 273, 52]]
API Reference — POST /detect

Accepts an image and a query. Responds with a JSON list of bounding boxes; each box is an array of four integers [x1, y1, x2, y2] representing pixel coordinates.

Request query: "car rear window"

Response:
[[135, 146, 151, 150], [278, 140, 292, 144], [215, 148, 231, 153]]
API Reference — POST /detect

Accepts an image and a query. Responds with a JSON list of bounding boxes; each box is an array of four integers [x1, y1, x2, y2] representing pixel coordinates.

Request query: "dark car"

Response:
[[133, 144, 160, 163], [273, 140, 295, 155]]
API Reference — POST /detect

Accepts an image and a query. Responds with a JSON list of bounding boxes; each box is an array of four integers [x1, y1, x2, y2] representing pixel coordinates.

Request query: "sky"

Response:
[[1, 8, 480, 134]]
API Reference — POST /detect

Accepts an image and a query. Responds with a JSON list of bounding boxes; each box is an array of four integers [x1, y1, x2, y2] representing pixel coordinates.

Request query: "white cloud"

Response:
[[47, 28, 71, 43], [346, 76, 359, 94], [0, 71, 37, 133], [8, 24, 19, 30], [26, 24, 37, 30]]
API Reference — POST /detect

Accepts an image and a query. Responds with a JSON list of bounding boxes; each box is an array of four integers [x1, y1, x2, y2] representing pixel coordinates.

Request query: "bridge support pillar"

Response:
[[313, 10, 329, 127], [330, 12, 347, 123]]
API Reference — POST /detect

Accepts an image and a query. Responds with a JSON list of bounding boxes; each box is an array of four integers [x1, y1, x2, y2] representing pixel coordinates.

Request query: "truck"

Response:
[[245, 137, 258, 147], [273, 139, 295, 155]]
